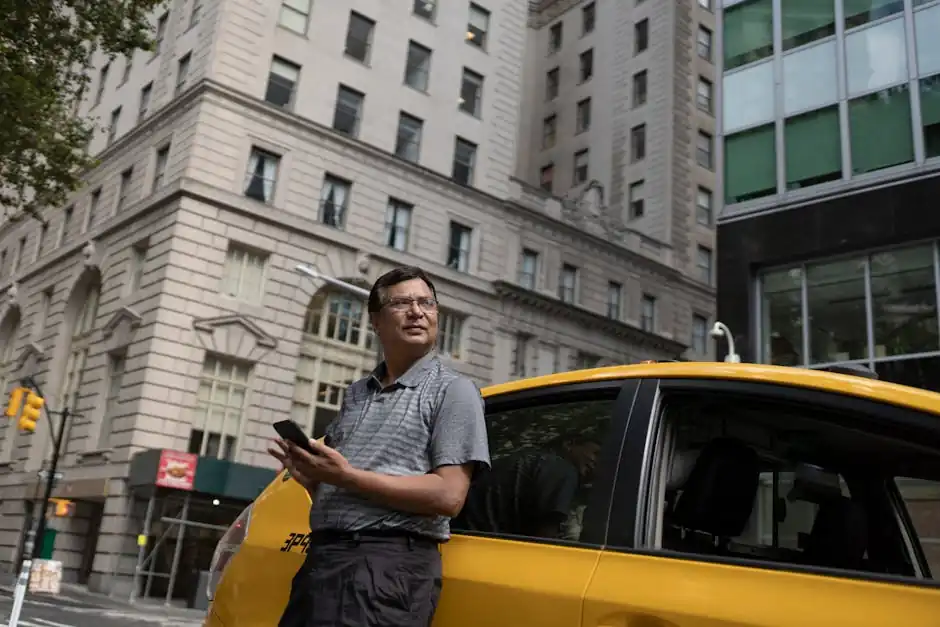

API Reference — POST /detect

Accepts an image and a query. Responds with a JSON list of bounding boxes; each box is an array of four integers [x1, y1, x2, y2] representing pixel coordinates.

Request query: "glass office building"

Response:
[[716, 0, 940, 393]]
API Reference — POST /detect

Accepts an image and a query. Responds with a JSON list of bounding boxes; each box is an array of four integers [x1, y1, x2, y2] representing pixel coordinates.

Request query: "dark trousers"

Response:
[[278, 531, 442, 627]]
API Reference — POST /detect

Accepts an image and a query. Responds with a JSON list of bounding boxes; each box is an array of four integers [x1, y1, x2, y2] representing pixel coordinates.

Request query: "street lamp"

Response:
[[710, 321, 742, 363], [294, 264, 383, 366]]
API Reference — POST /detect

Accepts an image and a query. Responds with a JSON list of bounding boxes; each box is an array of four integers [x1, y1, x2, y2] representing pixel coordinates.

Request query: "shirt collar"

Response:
[[367, 350, 438, 390]]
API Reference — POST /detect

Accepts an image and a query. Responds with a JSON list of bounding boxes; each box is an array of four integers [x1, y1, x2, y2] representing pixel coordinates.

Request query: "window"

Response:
[[540, 164, 554, 192], [244, 147, 280, 203], [697, 131, 713, 169], [438, 311, 464, 359], [546, 68, 560, 101], [607, 281, 622, 319], [292, 357, 361, 438], [923, 75, 940, 159], [98, 353, 126, 447], [549, 23, 563, 54], [849, 85, 914, 175], [576, 98, 591, 133], [279, 0, 311, 34], [573, 149, 589, 185], [760, 267, 804, 366], [60, 280, 100, 424], [153, 144, 170, 190], [414, 0, 436, 21], [632, 70, 647, 107], [698, 26, 713, 61], [452, 390, 620, 543], [724, 0, 772, 70], [107, 107, 121, 146], [845, 0, 902, 29], [447, 222, 472, 272], [782, 0, 834, 50], [318, 174, 350, 229], [189, 355, 250, 461], [303, 290, 374, 350], [460, 68, 484, 117], [846, 18, 907, 97], [635, 19, 648, 54], [385, 199, 412, 251], [917, 6, 940, 78], [175, 53, 191, 96], [579, 49, 594, 83], [467, 3, 490, 49], [404, 41, 432, 91], [692, 314, 708, 353], [519, 249, 539, 289], [452, 137, 477, 185], [333, 85, 364, 137], [511, 333, 530, 377], [697, 245, 712, 285], [629, 180, 645, 218], [153, 13, 168, 56], [641, 294, 656, 331], [121, 54, 133, 84], [129, 241, 148, 292], [87, 188, 101, 230], [35, 223, 48, 261], [190, 0, 202, 27], [222, 244, 267, 300], [697, 78, 713, 114], [117, 168, 133, 211], [643, 384, 940, 584], [785, 106, 841, 190], [870, 245, 938, 360], [13, 236, 26, 275], [559, 264, 578, 303], [138, 82, 152, 122], [542, 114, 557, 148], [395, 112, 423, 163], [266, 57, 300, 108], [696, 187, 712, 225], [725, 124, 775, 202], [897, 478, 940, 575], [630, 124, 646, 162], [95, 63, 109, 106], [582, 2, 596, 34], [345, 12, 375, 63], [60, 207, 73, 246]]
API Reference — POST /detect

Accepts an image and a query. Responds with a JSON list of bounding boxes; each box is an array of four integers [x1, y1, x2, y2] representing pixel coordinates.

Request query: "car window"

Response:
[[636, 387, 940, 582], [896, 477, 940, 576], [452, 387, 620, 545]]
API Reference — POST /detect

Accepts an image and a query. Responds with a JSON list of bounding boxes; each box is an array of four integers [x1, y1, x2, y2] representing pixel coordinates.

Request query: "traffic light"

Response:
[[18, 392, 44, 433], [53, 499, 75, 517], [5, 387, 27, 418]]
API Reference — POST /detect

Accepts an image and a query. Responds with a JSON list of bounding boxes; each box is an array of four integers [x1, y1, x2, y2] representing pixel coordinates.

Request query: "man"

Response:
[[454, 435, 599, 540], [269, 265, 490, 627]]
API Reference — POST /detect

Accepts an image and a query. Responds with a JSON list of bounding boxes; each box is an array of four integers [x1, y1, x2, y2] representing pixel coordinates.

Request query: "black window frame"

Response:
[[451, 377, 645, 549], [605, 376, 940, 587]]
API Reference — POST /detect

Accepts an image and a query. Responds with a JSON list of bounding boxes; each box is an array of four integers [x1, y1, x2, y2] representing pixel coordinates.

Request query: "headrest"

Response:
[[671, 437, 760, 538], [667, 449, 701, 491], [804, 497, 868, 570]]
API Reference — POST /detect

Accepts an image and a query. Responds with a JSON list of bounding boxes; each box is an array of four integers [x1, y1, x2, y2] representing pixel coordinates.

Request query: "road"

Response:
[[0, 590, 204, 627]]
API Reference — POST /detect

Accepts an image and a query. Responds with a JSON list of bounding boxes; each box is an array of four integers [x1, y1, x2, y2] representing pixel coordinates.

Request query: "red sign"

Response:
[[155, 450, 197, 491]]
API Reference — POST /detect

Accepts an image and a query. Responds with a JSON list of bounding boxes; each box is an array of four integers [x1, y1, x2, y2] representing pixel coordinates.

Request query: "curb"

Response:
[[0, 584, 207, 620]]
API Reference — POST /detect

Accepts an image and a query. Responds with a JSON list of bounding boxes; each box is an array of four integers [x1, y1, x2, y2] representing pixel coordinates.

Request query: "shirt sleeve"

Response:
[[429, 376, 491, 473], [532, 455, 580, 519]]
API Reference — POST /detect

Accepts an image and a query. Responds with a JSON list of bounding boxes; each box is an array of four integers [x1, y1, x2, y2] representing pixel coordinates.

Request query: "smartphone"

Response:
[[273, 420, 318, 455]]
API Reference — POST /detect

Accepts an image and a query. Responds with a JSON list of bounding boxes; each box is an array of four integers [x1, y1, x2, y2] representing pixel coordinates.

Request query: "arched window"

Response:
[[60, 277, 101, 412], [0, 309, 22, 459], [291, 289, 375, 438]]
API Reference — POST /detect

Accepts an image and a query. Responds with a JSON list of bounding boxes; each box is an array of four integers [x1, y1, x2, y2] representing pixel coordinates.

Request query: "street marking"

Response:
[[26, 618, 76, 627]]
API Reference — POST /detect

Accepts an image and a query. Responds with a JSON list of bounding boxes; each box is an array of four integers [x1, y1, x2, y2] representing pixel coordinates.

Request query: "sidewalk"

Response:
[[0, 582, 207, 621]]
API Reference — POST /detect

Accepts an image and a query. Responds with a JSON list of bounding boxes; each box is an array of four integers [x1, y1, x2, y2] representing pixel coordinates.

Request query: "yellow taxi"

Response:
[[204, 361, 940, 626]]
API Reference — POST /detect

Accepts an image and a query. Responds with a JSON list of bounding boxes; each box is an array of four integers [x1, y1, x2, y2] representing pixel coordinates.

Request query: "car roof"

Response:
[[481, 361, 940, 416]]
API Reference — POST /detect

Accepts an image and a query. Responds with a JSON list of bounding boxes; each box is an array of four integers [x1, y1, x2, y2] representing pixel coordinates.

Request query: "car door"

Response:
[[583, 377, 940, 627], [433, 377, 643, 627]]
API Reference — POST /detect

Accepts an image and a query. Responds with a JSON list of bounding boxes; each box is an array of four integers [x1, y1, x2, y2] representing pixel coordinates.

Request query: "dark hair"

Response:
[[367, 266, 438, 313]]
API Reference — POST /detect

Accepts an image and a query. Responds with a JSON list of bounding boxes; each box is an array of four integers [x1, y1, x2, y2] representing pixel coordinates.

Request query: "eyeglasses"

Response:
[[383, 297, 438, 313]]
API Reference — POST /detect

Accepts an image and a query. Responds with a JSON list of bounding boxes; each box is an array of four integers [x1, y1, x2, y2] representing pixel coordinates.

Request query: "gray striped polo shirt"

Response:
[[309, 351, 491, 541]]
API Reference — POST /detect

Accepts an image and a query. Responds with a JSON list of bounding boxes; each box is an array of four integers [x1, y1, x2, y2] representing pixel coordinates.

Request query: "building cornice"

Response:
[[494, 280, 688, 355]]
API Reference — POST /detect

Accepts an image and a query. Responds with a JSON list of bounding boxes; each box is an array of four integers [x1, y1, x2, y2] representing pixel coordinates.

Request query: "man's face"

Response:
[[372, 278, 439, 353], [570, 441, 601, 481]]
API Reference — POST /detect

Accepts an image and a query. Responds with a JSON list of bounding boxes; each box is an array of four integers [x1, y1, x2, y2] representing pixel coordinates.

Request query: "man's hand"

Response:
[[267, 438, 353, 493]]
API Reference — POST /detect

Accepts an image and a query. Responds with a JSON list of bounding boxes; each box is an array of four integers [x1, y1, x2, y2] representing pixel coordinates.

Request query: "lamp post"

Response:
[[710, 321, 742, 363], [294, 264, 383, 366]]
